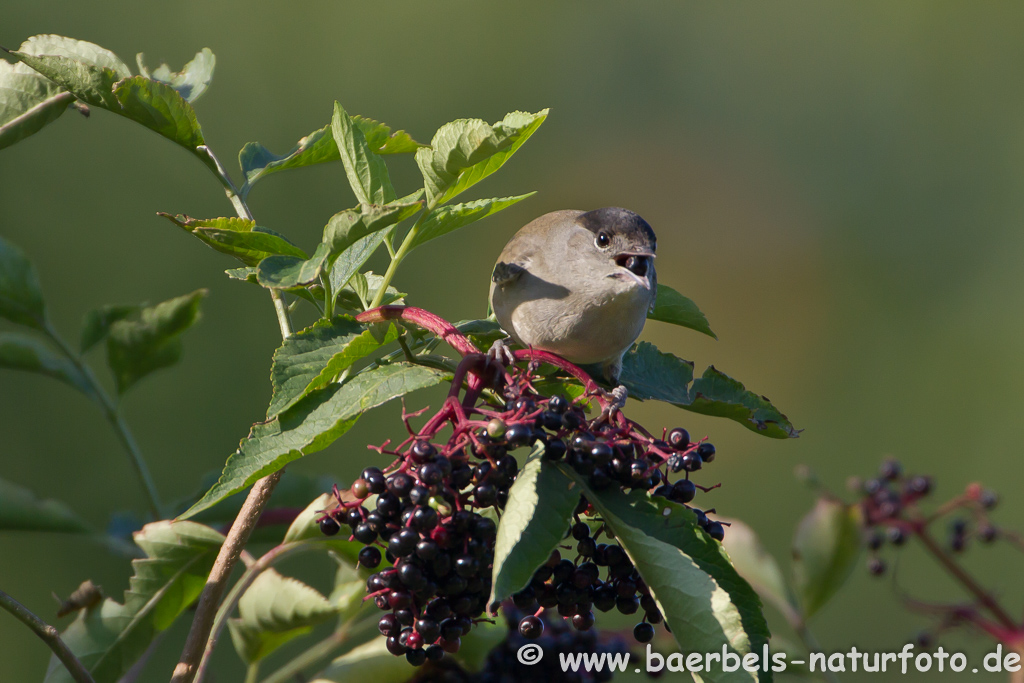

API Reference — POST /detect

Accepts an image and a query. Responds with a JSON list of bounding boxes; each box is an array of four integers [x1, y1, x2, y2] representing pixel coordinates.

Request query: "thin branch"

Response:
[[0, 588, 96, 683], [42, 324, 163, 519]]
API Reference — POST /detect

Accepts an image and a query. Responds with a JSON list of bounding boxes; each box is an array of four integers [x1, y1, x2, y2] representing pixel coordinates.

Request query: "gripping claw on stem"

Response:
[[598, 385, 629, 422]]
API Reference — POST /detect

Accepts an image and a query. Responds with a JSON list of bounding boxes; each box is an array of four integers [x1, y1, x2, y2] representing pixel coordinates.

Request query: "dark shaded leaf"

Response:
[[113, 76, 205, 150], [238, 115, 423, 194], [257, 243, 331, 289], [562, 470, 771, 683], [489, 450, 577, 607], [416, 109, 548, 206], [135, 48, 215, 103], [620, 342, 798, 438], [44, 521, 224, 683], [0, 332, 94, 398], [106, 290, 206, 395], [331, 101, 395, 205], [181, 362, 447, 519], [159, 213, 307, 266], [791, 498, 862, 619], [408, 194, 534, 251], [228, 569, 335, 663], [648, 283, 716, 339], [0, 235, 46, 329], [80, 304, 140, 353], [0, 477, 92, 533]]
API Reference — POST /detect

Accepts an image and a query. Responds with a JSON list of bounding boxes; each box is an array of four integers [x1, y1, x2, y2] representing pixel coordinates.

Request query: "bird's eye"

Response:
[[595, 232, 611, 248]]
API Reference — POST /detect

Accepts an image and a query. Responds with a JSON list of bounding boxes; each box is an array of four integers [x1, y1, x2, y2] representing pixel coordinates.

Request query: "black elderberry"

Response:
[[519, 615, 544, 638], [425, 644, 445, 662], [319, 516, 340, 536], [867, 557, 887, 576], [572, 610, 596, 630], [387, 472, 415, 497], [419, 463, 444, 486], [879, 459, 901, 481], [696, 442, 716, 462], [358, 546, 382, 568], [409, 485, 431, 505], [406, 647, 427, 666], [353, 523, 377, 544], [667, 427, 690, 448], [388, 528, 418, 557], [411, 440, 437, 464], [562, 410, 582, 429], [474, 483, 497, 506], [362, 467, 387, 494], [706, 521, 725, 542], [886, 526, 906, 546], [386, 635, 406, 656], [907, 476, 932, 496], [670, 479, 696, 504], [681, 452, 702, 472], [378, 613, 399, 636], [543, 437, 567, 461], [506, 423, 533, 447], [980, 489, 998, 510], [439, 618, 463, 641], [634, 621, 656, 643], [616, 595, 640, 615]]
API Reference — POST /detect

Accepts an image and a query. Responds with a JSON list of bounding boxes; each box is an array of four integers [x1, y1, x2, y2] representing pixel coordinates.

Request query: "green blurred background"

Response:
[[3, 1, 1023, 681]]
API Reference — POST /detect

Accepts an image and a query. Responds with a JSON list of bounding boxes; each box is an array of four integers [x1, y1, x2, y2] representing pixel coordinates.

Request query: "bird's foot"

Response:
[[486, 337, 516, 367], [598, 385, 628, 422]]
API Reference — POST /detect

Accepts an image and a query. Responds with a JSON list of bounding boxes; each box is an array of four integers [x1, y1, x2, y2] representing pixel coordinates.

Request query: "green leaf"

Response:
[[80, 304, 141, 353], [106, 290, 206, 395], [620, 342, 799, 439], [0, 58, 73, 150], [489, 450, 577, 608], [333, 273, 405, 313], [562, 468, 771, 683], [9, 35, 131, 111], [331, 101, 396, 205], [228, 569, 335, 663], [238, 115, 423, 194], [416, 109, 548, 206], [322, 200, 423, 265], [451, 620, 508, 673], [159, 213, 307, 267], [113, 76, 205, 150], [648, 284, 716, 339], [310, 637, 415, 682], [408, 194, 534, 251], [720, 518, 800, 627], [0, 332, 95, 398], [0, 477, 92, 533], [451, 318, 505, 351], [135, 48, 215, 103], [257, 242, 331, 289], [0, 235, 46, 329], [44, 520, 224, 683], [181, 362, 447, 519], [791, 498, 862, 619]]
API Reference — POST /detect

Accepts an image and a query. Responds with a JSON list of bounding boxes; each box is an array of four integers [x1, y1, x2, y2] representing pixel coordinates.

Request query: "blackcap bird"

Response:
[[489, 207, 657, 388]]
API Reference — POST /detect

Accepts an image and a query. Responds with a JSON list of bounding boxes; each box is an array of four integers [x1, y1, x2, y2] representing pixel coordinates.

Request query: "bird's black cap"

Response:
[[576, 207, 656, 250]]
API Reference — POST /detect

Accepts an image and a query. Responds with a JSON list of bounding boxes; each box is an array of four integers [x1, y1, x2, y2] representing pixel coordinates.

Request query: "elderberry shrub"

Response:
[[316, 360, 725, 665]]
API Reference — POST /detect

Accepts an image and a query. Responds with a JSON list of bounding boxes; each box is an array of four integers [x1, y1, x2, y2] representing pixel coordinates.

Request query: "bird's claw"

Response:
[[598, 385, 628, 422], [487, 338, 516, 367]]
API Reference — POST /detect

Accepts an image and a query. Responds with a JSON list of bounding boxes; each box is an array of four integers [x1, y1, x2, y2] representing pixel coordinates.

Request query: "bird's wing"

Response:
[[491, 260, 528, 286]]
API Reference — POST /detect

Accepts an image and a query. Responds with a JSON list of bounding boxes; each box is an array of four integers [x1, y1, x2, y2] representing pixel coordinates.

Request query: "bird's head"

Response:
[[576, 207, 657, 290]]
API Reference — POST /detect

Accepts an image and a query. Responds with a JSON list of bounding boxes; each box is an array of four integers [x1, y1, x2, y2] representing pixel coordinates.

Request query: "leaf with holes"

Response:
[[791, 498, 862, 619], [228, 569, 336, 663], [181, 362, 447, 519], [7, 35, 131, 111], [135, 48, 214, 103], [106, 290, 206, 395], [43, 521, 224, 683], [648, 283, 716, 339], [489, 450, 578, 608], [0, 333, 95, 399], [416, 109, 547, 206], [620, 342, 798, 439]]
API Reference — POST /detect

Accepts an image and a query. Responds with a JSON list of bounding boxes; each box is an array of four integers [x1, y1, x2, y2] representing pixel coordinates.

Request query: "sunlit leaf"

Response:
[[416, 109, 548, 206], [791, 498, 862, 619], [159, 213, 307, 267], [135, 48, 215, 103], [257, 243, 331, 289], [648, 283, 716, 339], [106, 290, 206, 395], [8, 35, 131, 111], [408, 194, 534, 251], [113, 76, 205, 150], [44, 521, 224, 683], [310, 637, 415, 682], [228, 569, 335, 663], [331, 101, 395, 205], [322, 201, 422, 264], [0, 332, 95, 398], [0, 58, 73, 150], [0, 477, 92, 533], [181, 363, 447, 519]]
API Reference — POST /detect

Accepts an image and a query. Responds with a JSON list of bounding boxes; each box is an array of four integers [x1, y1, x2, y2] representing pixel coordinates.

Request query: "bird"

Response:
[[488, 207, 657, 396]]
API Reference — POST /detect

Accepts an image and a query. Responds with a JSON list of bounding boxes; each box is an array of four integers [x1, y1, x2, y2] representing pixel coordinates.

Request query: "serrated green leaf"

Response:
[[238, 115, 423, 194], [0, 58, 73, 150], [489, 450, 577, 608], [649, 284, 716, 339], [562, 468, 771, 683], [10, 35, 131, 112], [620, 342, 798, 439], [0, 477, 92, 533], [268, 316, 400, 418], [322, 201, 422, 265], [159, 213, 307, 267], [228, 569, 335, 663], [311, 637, 415, 682], [331, 101, 395, 205], [181, 362, 447, 519], [80, 304, 141, 353], [106, 290, 206, 395], [0, 332, 95, 398], [112, 76, 205, 150], [720, 518, 800, 627], [44, 520, 224, 683], [416, 109, 548, 206], [135, 48, 214, 103], [0, 235, 46, 329], [17, 35, 130, 77], [408, 194, 534, 251], [791, 498, 862, 619], [257, 242, 331, 289], [283, 494, 363, 565]]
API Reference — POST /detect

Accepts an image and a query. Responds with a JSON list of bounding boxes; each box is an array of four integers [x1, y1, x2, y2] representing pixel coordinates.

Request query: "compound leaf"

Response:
[[8, 35, 130, 111], [331, 101, 395, 205], [135, 48, 215, 103], [648, 284, 716, 339], [408, 194, 534, 252], [0, 57, 73, 150], [113, 76, 205, 150], [159, 213, 307, 267]]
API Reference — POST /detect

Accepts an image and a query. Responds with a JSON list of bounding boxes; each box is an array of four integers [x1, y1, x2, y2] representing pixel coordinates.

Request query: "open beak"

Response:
[[613, 251, 655, 289]]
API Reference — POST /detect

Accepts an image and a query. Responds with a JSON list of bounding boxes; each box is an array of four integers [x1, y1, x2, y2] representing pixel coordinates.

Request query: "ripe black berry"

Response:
[[406, 648, 426, 666], [696, 442, 716, 462], [358, 546, 382, 568], [670, 479, 696, 504], [634, 621, 656, 643], [572, 610, 596, 630], [506, 423, 533, 447], [319, 516, 340, 536], [411, 440, 437, 464], [706, 521, 725, 542], [362, 467, 387, 494], [867, 557, 887, 576], [519, 615, 543, 638], [681, 452, 702, 472], [667, 427, 690, 448], [353, 523, 377, 544]]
